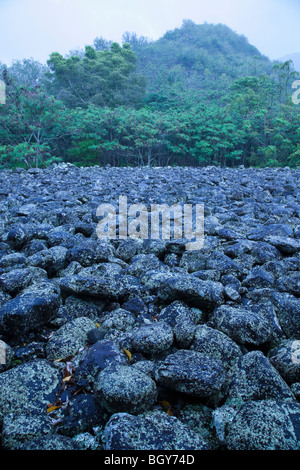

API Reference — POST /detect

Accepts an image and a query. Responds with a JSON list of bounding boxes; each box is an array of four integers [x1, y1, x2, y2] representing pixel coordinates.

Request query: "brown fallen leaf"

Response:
[[159, 400, 173, 416], [62, 375, 72, 382], [123, 349, 132, 362], [47, 405, 62, 413]]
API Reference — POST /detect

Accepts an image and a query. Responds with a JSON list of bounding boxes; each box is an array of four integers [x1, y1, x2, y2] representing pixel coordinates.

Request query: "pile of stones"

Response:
[[0, 163, 299, 450]]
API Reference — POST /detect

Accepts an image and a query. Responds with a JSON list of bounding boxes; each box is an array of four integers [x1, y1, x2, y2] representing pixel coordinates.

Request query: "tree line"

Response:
[[0, 21, 299, 169]]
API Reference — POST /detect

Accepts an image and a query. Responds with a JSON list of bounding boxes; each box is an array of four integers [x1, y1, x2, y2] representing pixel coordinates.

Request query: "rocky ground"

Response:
[[0, 163, 299, 451]]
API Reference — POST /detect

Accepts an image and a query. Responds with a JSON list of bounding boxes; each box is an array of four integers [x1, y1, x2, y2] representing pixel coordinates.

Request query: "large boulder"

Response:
[[103, 411, 210, 450], [94, 365, 158, 414], [226, 400, 300, 450], [0, 281, 61, 339], [131, 321, 174, 356], [0, 359, 61, 424], [209, 304, 272, 346], [46, 316, 96, 360], [190, 324, 243, 369], [141, 271, 224, 309], [155, 349, 227, 399], [226, 351, 295, 404]]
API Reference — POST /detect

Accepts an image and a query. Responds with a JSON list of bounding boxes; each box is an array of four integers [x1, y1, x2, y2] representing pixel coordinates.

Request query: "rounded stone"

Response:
[[190, 324, 242, 369], [209, 304, 272, 346], [268, 339, 300, 385], [226, 400, 300, 450], [94, 365, 158, 414], [103, 410, 210, 450], [0, 359, 61, 424], [131, 321, 174, 355], [46, 316, 96, 360], [155, 349, 227, 398], [2, 412, 53, 450]]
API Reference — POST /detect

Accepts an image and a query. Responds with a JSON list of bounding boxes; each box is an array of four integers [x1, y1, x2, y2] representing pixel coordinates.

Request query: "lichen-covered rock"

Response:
[[0, 339, 14, 372], [63, 295, 107, 322], [100, 308, 136, 332], [242, 266, 275, 289], [173, 318, 197, 349], [0, 266, 48, 295], [268, 339, 300, 385], [58, 274, 127, 300], [247, 223, 294, 241], [56, 393, 108, 437], [46, 316, 96, 360], [264, 235, 300, 255], [276, 272, 300, 296], [206, 251, 244, 277], [190, 324, 242, 369], [155, 349, 227, 398], [0, 164, 299, 451], [1, 412, 53, 450], [103, 410, 210, 450], [131, 321, 174, 356], [141, 271, 224, 309], [226, 350, 295, 404], [226, 400, 300, 450], [94, 365, 158, 414], [0, 289, 11, 308], [14, 341, 46, 361], [250, 241, 282, 264], [126, 254, 167, 279], [115, 239, 140, 262], [66, 241, 100, 267], [28, 246, 68, 276], [271, 292, 300, 338], [179, 250, 207, 272], [209, 304, 272, 346], [0, 280, 61, 340], [158, 300, 202, 325], [6, 226, 28, 249], [0, 252, 27, 271], [73, 339, 129, 387], [178, 403, 220, 449], [0, 359, 61, 424], [291, 383, 300, 400]]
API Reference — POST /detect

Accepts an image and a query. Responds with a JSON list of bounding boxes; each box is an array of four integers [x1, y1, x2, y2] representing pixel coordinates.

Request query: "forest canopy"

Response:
[[0, 20, 299, 169]]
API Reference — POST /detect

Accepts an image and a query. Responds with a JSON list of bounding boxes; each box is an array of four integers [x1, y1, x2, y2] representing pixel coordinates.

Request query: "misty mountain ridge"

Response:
[[117, 20, 282, 105]]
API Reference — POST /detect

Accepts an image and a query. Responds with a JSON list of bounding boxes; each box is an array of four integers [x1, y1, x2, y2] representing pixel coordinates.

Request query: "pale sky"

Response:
[[0, 0, 299, 65]]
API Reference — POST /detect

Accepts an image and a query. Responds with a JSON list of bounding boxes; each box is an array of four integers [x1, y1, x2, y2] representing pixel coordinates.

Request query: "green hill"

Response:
[[123, 20, 273, 108]]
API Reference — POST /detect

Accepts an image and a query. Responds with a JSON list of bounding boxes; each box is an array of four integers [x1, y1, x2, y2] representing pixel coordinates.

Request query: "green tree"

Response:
[[46, 43, 145, 108], [0, 78, 71, 168]]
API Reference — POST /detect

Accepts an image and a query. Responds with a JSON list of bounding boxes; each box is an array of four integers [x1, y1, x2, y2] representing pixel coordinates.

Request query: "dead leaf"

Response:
[[47, 405, 62, 413], [62, 375, 72, 382], [159, 400, 173, 415], [123, 349, 132, 362]]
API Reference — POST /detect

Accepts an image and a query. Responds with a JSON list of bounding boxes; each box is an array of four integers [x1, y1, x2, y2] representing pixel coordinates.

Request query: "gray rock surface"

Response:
[[226, 400, 300, 450], [103, 410, 210, 450], [94, 365, 158, 414], [0, 359, 61, 424], [155, 349, 227, 398], [0, 165, 299, 450]]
